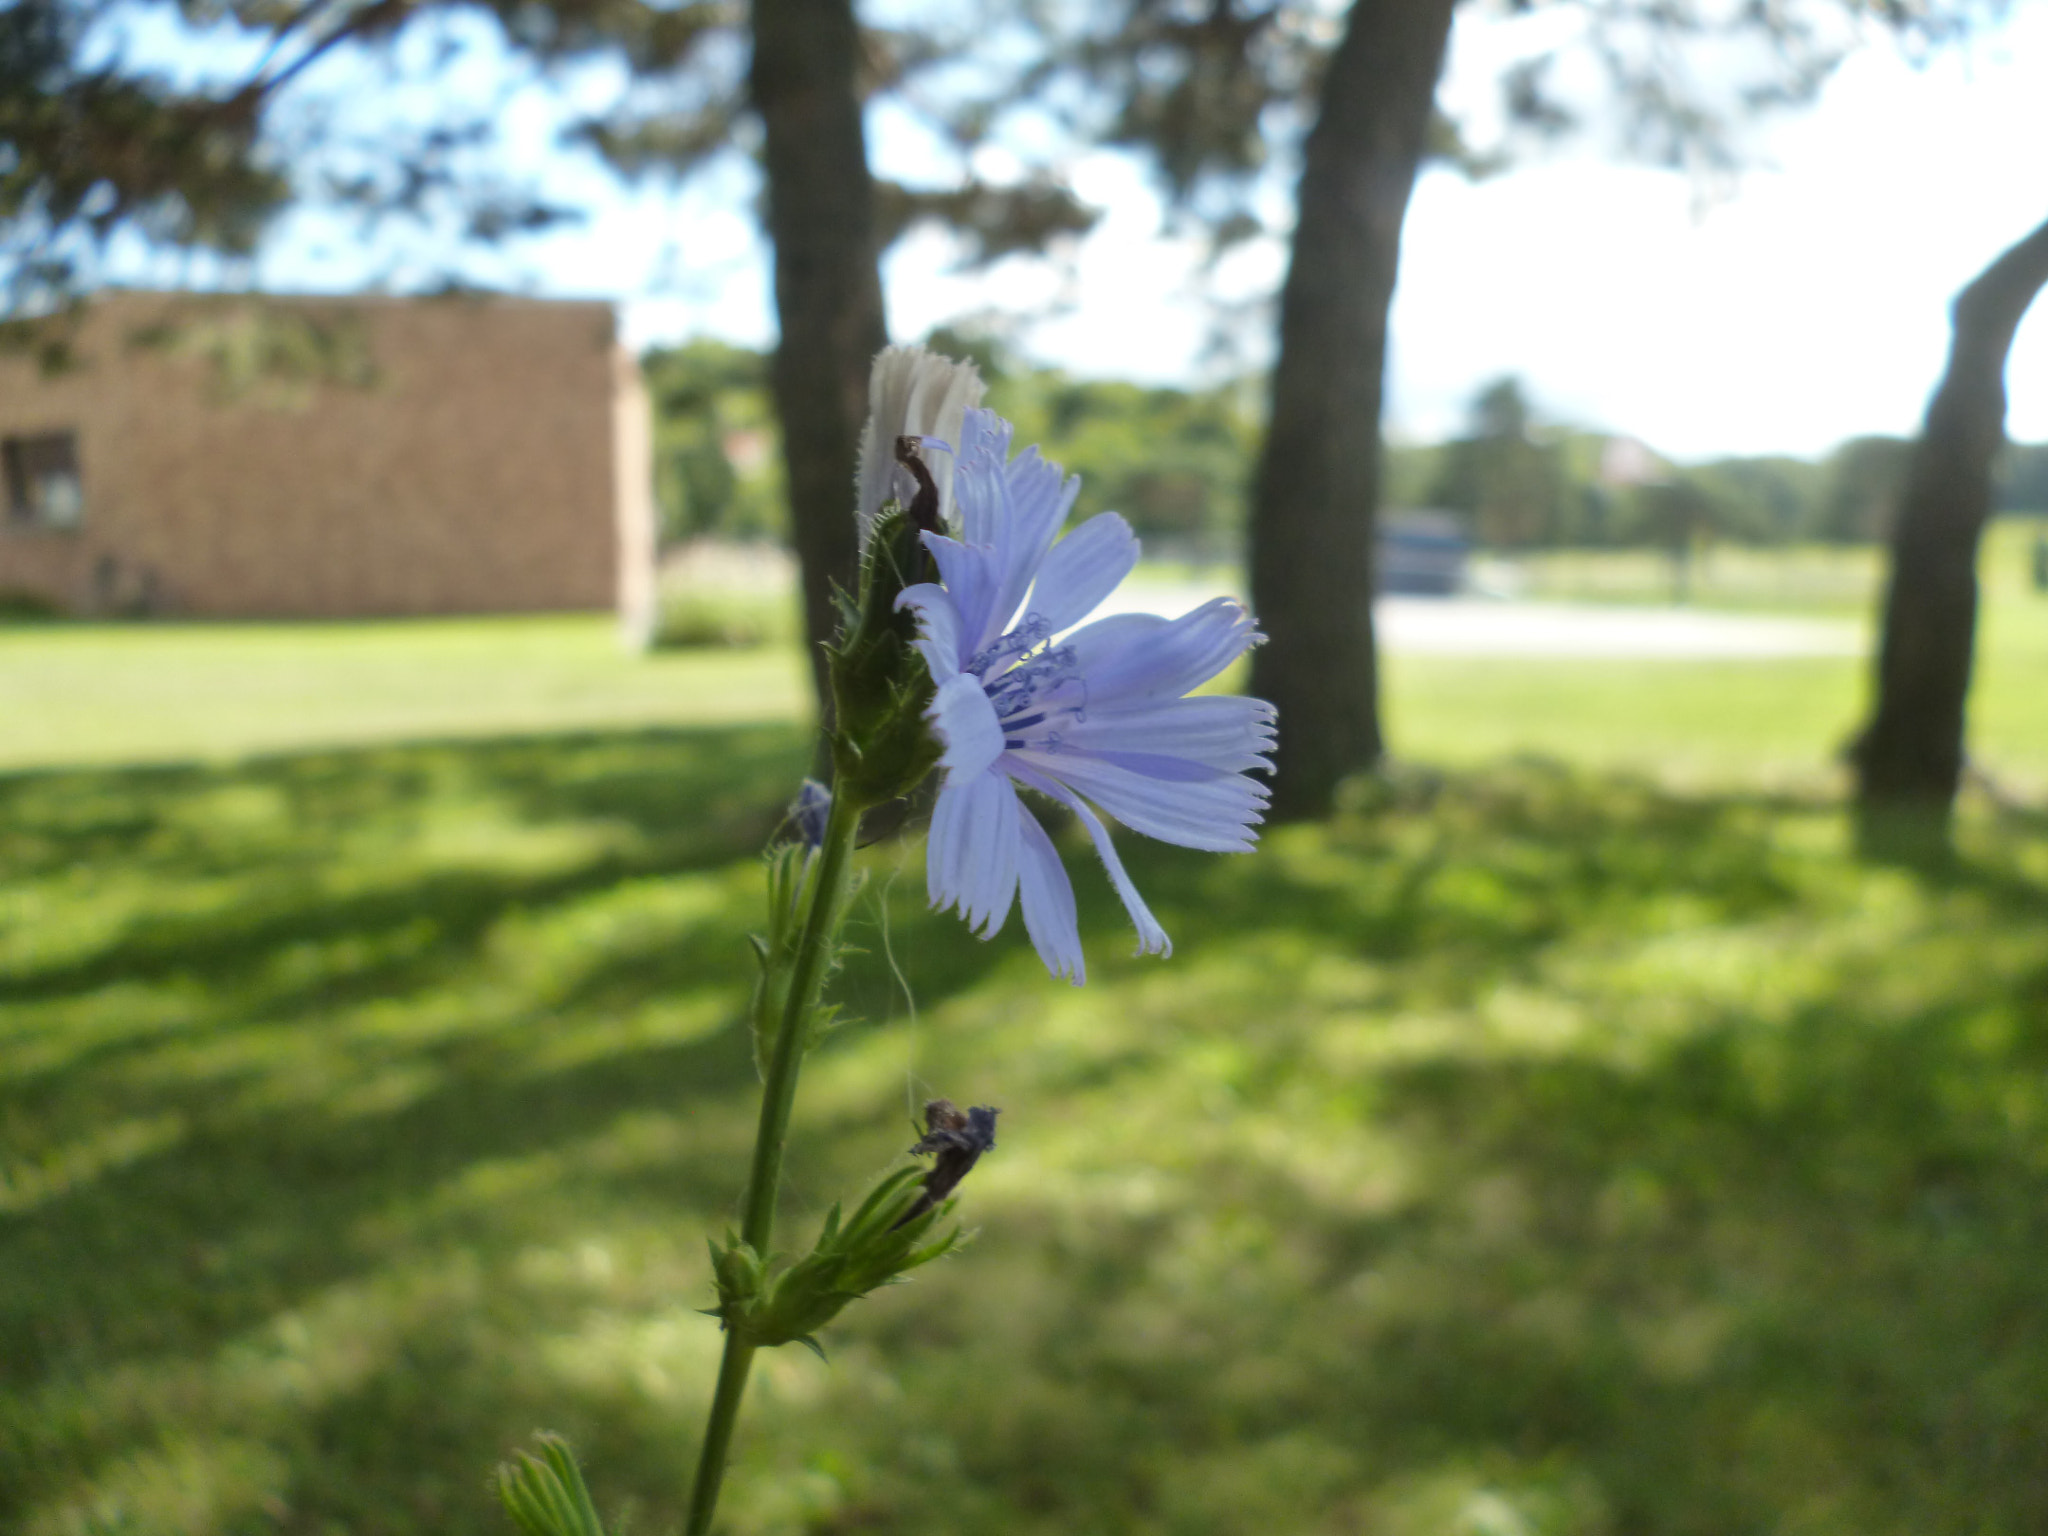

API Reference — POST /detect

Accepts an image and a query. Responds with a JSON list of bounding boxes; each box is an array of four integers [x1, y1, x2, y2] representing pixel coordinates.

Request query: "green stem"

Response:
[[683, 1337, 756, 1536], [684, 786, 864, 1536], [740, 785, 863, 1253]]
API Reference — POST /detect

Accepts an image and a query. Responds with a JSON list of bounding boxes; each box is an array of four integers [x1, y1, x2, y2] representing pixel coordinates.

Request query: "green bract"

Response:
[[706, 1167, 969, 1358], [825, 502, 945, 811], [495, 1435, 611, 1536]]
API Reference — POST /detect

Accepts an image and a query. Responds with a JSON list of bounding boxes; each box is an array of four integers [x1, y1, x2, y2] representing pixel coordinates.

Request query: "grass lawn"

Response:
[[0, 617, 811, 769], [8, 524, 2048, 791], [5, 537, 2048, 1533], [5, 726, 2048, 1535], [1505, 542, 1888, 613], [1394, 522, 2048, 790], [0, 615, 1906, 787]]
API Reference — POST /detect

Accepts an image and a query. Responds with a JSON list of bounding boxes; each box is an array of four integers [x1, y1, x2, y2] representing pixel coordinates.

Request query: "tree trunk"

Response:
[[1852, 211, 2048, 839], [751, 0, 889, 727], [1246, 0, 1456, 821]]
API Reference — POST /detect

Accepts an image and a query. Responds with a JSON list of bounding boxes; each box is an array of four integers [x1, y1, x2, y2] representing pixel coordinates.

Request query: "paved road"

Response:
[[1101, 585, 1864, 659]]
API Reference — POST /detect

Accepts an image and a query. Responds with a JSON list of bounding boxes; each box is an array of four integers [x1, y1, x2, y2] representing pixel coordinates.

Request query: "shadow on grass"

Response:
[[0, 724, 1015, 1528], [5, 750, 2048, 1535], [0, 725, 812, 997], [812, 762, 2048, 1536]]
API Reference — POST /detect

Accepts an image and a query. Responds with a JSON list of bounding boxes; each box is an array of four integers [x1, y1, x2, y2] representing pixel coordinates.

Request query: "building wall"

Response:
[[0, 291, 646, 617]]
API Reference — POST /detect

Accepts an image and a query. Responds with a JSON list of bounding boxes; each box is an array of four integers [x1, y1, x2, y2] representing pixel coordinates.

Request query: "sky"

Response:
[[136, 1, 2048, 462]]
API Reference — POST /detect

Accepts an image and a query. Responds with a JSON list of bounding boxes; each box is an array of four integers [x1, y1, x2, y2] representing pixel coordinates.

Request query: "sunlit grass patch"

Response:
[[0, 616, 812, 769]]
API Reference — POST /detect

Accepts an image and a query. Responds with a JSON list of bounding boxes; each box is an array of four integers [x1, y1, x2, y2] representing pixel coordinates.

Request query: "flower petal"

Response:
[[929, 672, 1005, 779], [953, 410, 1015, 547], [1066, 597, 1261, 708], [928, 768, 1020, 938], [1006, 761, 1171, 957], [896, 583, 965, 680], [1015, 807, 1084, 984], [1060, 694, 1277, 774], [923, 534, 1001, 656], [1025, 513, 1139, 634], [1009, 747, 1267, 852], [984, 447, 1080, 640], [1057, 611, 1167, 657]]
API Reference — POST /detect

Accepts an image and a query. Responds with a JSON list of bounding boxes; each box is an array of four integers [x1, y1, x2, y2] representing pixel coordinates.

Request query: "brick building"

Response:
[[0, 291, 655, 622]]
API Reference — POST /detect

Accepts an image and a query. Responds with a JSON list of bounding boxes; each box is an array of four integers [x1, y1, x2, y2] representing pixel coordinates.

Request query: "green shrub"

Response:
[[0, 589, 62, 622], [649, 586, 799, 650]]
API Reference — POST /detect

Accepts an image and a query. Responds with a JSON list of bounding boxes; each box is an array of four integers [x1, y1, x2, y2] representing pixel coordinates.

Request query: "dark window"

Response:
[[4, 431, 83, 529]]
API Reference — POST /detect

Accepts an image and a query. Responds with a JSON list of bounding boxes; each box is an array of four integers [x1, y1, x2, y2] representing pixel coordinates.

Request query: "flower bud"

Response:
[[787, 778, 832, 849], [829, 344, 983, 809], [495, 1435, 610, 1536], [855, 345, 982, 549], [706, 1167, 968, 1358]]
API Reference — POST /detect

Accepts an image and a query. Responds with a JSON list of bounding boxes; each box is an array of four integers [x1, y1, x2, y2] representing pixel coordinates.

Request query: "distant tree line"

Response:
[[1388, 375, 2048, 552], [643, 349, 2048, 558], [642, 333, 1262, 561]]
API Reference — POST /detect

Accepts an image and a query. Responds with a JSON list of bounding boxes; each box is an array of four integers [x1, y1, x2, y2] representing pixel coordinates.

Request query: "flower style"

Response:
[[897, 408, 1275, 983]]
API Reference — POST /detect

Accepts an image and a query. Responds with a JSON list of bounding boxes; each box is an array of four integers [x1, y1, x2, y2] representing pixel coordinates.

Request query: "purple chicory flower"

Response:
[[896, 407, 1275, 984]]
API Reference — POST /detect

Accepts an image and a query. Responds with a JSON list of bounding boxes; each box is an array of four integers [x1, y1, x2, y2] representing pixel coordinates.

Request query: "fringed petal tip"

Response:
[[1030, 931, 1086, 984], [1218, 595, 1263, 628], [935, 894, 1010, 942], [1131, 926, 1172, 960]]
